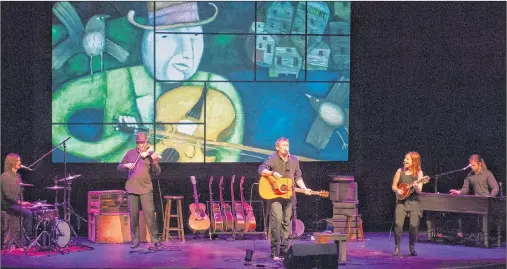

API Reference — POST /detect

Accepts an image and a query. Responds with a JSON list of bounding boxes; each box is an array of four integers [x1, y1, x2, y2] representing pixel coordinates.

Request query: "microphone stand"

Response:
[[433, 167, 467, 193], [27, 137, 71, 169]]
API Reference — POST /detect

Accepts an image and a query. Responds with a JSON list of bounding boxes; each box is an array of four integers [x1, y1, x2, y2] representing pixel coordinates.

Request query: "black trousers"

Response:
[[394, 200, 421, 247], [269, 198, 292, 256], [128, 191, 159, 243]]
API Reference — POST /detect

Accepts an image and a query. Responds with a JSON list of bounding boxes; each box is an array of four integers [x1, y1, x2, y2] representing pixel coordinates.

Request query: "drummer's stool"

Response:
[[162, 196, 185, 242]]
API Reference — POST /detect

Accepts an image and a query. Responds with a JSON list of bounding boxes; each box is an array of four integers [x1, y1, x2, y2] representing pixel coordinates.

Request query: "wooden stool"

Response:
[[162, 196, 185, 242], [345, 214, 365, 242]]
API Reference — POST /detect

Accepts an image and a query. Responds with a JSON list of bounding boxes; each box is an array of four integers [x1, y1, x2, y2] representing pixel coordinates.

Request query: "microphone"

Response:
[[20, 165, 33, 171], [462, 164, 472, 170]]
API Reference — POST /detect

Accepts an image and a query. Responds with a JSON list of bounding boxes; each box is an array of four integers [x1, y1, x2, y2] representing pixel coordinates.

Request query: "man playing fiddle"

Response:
[[118, 132, 162, 249]]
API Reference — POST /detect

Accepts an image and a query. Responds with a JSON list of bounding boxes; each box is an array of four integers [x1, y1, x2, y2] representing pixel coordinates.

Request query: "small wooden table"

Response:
[[313, 232, 348, 264]]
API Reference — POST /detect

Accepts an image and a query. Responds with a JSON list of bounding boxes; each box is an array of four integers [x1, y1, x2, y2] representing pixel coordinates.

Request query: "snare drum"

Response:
[[34, 208, 59, 221]]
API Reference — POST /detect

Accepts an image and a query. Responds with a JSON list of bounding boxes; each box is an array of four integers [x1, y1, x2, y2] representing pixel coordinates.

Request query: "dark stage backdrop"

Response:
[[1, 2, 505, 234]]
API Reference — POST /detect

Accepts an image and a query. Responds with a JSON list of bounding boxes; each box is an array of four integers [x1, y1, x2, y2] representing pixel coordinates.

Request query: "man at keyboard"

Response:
[[450, 154, 499, 197], [449, 154, 499, 237]]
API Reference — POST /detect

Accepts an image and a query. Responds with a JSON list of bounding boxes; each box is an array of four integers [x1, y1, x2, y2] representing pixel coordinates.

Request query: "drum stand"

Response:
[[25, 219, 61, 254], [61, 180, 87, 247]]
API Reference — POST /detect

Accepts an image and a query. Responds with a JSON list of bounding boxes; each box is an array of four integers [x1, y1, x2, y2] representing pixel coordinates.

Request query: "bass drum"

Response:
[[52, 220, 71, 248]]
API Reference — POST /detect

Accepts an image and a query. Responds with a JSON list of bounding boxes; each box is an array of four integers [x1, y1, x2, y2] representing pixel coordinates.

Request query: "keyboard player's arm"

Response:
[[450, 177, 470, 195]]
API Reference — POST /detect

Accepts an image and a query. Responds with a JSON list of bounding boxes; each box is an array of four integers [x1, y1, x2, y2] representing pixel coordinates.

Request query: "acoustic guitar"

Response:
[[258, 176, 329, 200], [219, 176, 234, 232], [396, 176, 431, 201], [240, 176, 256, 232], [208, 176, 224, 232], [188, 176, 211, 232], [231, 175, 245, 232]]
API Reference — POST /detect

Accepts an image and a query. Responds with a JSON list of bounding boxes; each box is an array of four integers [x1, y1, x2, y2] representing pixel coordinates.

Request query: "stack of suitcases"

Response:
[[328, 175, 361, 239]]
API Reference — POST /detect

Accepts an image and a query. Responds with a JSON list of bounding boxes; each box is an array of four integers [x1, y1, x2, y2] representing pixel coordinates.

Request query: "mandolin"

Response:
[[188, 176, 211, 232], [258, 176, 329, 200], [231, 175, 245, 232], [396, 176, 431, 201], [240, 176, 256, 232], [209, 176, 224, 232], [219, 176, 234, 232]]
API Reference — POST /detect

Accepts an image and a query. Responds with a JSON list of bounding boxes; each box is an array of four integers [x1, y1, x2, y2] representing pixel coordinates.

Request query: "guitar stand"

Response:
[[206, 200, 267, 241]]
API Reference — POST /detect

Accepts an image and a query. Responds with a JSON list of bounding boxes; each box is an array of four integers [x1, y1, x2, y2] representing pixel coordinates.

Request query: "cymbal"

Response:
[[46, 185, 65, 190], [57, 174, 82, 182], [19, 183, 34, 187]]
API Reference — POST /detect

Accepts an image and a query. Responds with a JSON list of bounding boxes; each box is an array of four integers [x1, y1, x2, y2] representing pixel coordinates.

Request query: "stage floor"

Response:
[[1, 232, 505, 269]]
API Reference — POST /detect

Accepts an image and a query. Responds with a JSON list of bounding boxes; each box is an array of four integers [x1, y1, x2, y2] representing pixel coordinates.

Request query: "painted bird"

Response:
[[52, 2, 130, 75], [82, 14, 110, 74], [305, 79, 350, 150]]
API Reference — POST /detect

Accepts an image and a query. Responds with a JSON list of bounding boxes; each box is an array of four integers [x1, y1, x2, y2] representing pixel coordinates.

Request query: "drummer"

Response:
[[1, 153, 34, 246]]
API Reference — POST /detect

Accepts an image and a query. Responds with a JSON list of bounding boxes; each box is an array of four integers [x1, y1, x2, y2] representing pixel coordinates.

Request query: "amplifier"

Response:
[[88, 190, 129, 214], [329, 181, 358, 202], [87, 211, 155, 243]]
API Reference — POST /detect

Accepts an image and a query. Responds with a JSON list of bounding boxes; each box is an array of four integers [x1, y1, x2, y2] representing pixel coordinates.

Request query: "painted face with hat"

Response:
[[128, 2, 218, 81]]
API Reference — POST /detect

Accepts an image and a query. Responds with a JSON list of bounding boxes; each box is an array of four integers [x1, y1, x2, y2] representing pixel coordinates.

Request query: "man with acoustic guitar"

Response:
[[391, 151, 425, 257], [258, 137, 311, 261]]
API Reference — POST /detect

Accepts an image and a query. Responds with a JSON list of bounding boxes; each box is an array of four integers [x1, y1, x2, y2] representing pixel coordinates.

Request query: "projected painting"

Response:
[[51, 1, 351, 163]]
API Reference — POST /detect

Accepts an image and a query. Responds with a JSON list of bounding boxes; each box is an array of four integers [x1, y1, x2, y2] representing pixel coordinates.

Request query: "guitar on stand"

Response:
[[231, 175, 245, 233], [219, 176, 234, 232], [240, 176, 256, 232], [209, 176, 224, 233], [188, 176, 211, 233]]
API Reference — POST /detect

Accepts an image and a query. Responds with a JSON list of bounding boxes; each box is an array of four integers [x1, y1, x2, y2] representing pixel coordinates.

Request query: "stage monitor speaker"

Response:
[[284, 242, 339, 269]]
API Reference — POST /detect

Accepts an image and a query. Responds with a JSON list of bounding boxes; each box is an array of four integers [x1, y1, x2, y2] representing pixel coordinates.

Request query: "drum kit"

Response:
[[17, 174, 83, 253]]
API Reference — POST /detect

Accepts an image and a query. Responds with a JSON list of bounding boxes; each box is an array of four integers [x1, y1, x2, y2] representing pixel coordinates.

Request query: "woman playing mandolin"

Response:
[[391, 152, 424, 257]]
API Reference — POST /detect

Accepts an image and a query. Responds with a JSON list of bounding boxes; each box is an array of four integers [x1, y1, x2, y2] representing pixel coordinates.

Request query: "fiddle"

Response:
[[139, 145, 160, 160]]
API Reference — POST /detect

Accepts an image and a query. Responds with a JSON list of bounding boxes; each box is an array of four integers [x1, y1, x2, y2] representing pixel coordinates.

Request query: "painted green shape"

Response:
[[212, 35, 235, 48], [52, 25, 68, 47], [52, 67, 141, 161]]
